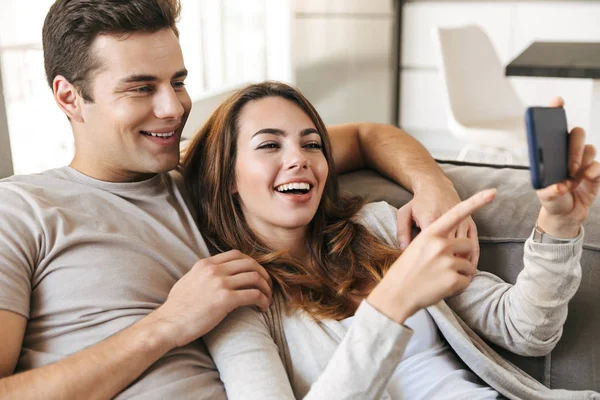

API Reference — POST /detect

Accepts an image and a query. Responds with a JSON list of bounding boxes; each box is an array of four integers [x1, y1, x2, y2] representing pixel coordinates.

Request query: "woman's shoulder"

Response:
[[353, 201, 399, 247], [356, 201, 397, 219]]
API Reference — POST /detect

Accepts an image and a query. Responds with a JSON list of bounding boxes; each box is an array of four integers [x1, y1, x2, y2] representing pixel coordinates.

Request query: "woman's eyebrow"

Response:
[[301, 128, 319, 137], [252, 128, 319, 138], [252, 128, 284, 138]]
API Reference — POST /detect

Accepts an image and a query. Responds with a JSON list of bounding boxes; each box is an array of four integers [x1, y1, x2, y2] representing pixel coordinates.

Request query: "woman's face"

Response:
[[234, 96, 329, 238]]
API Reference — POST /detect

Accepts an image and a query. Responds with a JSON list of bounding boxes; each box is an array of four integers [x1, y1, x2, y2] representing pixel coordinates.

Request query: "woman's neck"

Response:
[[253, 225, 311, 263]]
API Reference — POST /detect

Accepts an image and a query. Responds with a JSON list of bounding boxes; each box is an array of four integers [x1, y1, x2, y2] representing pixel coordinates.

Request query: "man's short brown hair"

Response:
[[42, 0, 181, 102]]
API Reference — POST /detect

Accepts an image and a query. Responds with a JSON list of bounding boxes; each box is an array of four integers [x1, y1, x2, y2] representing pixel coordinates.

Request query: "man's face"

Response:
[[75, 28, 191, 182]]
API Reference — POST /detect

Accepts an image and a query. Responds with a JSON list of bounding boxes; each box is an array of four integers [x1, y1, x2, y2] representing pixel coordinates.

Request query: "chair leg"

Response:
[[457, 144, 476, 161]]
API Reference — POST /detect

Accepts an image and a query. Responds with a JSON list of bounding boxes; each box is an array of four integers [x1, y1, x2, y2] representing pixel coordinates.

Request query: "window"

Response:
[[0, 0, 292, 175]]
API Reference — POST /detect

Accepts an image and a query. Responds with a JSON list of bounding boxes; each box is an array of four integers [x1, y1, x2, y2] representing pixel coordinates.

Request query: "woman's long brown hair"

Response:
[[182, 81, 401, 320]]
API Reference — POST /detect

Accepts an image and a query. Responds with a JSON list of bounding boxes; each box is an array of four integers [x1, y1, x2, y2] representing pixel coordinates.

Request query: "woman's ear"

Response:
[[231, 182, 238, 194]]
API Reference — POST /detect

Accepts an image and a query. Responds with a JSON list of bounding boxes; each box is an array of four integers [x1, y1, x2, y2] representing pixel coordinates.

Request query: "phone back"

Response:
[[525, 107, 569, 189]]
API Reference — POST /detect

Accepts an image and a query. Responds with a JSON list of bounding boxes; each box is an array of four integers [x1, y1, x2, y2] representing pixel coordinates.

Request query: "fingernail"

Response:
[[555, 183, 564, 193], [399, 241, 407, 250], [483, 188, 497, 201], [571, 163, 579, 176]]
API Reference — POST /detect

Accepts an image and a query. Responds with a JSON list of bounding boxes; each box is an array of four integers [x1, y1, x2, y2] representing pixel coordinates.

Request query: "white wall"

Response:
[[292, 1, 600, 157], [0, 61, 14, 179], [181, 84, 246, 139], [401, 1, 600, 155], [292, 0, 394, 125], [0, 0, 293, 175]]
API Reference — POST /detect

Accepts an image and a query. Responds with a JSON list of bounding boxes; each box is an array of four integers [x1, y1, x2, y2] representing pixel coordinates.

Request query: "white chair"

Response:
[[433, 25, 528, 164]]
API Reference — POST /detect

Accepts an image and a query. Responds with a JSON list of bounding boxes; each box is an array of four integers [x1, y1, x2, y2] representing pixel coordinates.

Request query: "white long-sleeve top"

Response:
[[204, 202, 599, 400]]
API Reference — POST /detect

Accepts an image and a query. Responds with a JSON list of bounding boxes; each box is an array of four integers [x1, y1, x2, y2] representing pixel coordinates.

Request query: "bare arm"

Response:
[[0, 310, 176, 400], [328, 122, 452, 192], [0, 250, 272, 400], [327, 122, 478, 259], [0, 190, 174, 399], [0, 311, 26, 378]]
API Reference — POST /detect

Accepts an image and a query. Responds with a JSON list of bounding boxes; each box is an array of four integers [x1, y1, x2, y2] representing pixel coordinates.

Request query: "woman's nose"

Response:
[[285, 148, 308, 170]]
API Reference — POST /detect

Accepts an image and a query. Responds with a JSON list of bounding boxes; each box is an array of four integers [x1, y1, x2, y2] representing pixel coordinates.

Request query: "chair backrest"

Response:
[[433, 25, 524, 126]]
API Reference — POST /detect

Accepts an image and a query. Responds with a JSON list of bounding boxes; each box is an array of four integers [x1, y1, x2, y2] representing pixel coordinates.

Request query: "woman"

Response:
[[182, 81, 599, 399]]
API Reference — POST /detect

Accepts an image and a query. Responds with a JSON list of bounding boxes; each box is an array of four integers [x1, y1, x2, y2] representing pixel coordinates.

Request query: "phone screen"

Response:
[[525, 107, 569, 189]]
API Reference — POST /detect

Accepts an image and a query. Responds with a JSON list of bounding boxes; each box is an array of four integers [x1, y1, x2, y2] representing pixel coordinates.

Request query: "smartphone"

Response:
[[525, 107, 569, 189]]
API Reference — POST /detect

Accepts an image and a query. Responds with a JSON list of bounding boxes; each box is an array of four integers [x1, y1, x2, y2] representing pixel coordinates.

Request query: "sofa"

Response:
[[338, 161, 600, 392]]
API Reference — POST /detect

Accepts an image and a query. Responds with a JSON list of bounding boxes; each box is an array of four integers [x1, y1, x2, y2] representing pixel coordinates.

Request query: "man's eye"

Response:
[[173, 81, 186, 89], [132, 86, 153, 93]]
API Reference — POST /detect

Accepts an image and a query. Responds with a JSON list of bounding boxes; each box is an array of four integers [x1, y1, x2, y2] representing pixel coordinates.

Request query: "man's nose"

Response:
[[154, 87, 185, 120]]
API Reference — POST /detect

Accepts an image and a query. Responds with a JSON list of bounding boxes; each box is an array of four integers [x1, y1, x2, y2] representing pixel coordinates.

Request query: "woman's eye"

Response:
[[258, 143, 279, 149], [304, 142, 322, 149]]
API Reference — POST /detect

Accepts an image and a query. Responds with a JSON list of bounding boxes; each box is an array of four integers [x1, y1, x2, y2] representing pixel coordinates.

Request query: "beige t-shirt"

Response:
[[0, 167, 224, 399]]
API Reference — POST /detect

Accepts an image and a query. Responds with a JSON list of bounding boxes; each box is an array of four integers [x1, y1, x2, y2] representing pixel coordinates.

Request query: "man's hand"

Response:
[[396, 185, 479, 267], [369, 189, 496, 324], [0, 249, 272, 400], [151, 250, 272, 349], [326, 122, 480, 263]]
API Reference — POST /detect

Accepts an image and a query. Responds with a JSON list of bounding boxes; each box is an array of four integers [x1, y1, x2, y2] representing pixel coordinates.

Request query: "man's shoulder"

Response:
[[1, 167, 69, 184], [0, 170, 72, 237], [0, 167, 70, 195], [0, 167, 189, 211], [167, 167, 192, 200], [167, 167, 184, 186]]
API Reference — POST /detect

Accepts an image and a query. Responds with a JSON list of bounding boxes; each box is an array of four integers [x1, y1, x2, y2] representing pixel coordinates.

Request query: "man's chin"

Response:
[[147, 155, 180, 174]]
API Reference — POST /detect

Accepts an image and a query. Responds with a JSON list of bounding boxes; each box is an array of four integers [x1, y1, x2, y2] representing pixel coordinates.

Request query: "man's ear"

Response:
[[53, 75, 85, 123]]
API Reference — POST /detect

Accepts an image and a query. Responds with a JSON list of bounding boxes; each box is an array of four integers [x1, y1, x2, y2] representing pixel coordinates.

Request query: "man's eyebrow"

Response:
[[172, 69, 188, 80], [119, 69, 188, 84], [252, 127, 319, 138]]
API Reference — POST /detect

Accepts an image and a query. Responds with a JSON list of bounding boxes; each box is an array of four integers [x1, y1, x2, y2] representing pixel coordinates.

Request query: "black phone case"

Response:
[[525, 107, 569, 189]]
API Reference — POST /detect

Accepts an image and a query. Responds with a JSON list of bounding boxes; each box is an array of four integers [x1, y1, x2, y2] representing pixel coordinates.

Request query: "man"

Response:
[[0, 1, 475, 398]]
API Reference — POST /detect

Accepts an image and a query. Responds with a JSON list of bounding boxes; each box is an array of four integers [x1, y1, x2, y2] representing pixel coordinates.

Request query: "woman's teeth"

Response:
[[141, 130, 175, 138], [276, 182, 311, 192]]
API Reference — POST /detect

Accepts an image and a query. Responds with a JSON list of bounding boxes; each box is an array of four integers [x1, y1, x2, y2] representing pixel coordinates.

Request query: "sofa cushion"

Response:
[[338, 162, 600, 392]]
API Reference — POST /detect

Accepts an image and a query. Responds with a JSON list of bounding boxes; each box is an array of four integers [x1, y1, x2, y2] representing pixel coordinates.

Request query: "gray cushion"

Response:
[[338, 162, 600, 392]]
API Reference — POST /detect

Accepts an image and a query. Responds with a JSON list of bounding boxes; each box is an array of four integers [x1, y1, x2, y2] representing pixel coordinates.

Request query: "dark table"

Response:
[[506, 41, 600, 153], [391, 0, 404, 126], [506, 42, 600, 79]]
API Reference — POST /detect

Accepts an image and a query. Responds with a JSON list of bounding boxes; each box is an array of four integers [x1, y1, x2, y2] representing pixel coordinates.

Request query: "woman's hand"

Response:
[[536, 127, 600, 238], [367, 189, 496, 325]]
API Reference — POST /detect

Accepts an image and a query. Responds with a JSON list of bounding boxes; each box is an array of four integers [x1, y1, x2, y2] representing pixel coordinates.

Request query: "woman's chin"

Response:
[[273, 212, 317, 230]]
